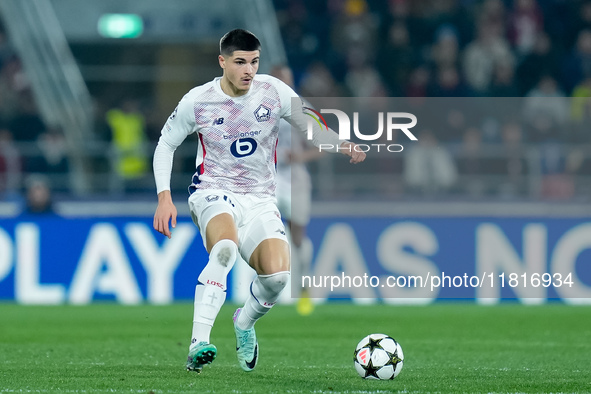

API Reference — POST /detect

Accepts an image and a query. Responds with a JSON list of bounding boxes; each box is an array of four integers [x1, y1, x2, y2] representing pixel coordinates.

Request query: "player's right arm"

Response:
[[154, 189, 177, 239], [153, 93, 197, 238]]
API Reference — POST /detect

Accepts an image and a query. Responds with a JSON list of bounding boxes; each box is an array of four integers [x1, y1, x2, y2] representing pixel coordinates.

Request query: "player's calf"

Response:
[[233, 271, 290, 371], [188, 239, 237, 372], [235, 272, 290, 330]]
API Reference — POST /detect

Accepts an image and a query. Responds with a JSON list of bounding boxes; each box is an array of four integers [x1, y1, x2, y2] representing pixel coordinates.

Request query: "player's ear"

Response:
[[218, 54, 226, 69]]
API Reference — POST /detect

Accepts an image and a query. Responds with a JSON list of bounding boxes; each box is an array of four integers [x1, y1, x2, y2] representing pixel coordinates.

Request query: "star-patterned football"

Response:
[[354, 334, 404, 380]]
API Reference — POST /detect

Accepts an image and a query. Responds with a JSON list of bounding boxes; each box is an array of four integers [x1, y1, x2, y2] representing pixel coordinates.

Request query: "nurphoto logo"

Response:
[[304, 107, 418, 152]]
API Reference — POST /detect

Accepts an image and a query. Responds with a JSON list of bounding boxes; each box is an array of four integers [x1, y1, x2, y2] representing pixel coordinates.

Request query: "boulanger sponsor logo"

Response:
[[303, 107, 418, 152], [225, 130, 261, 158], [223, 130, 262, 140]]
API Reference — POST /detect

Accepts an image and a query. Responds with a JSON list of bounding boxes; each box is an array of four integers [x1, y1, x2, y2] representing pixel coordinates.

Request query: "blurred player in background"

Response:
[[152, 29, 365, 374], [271, 65, 324, 316]]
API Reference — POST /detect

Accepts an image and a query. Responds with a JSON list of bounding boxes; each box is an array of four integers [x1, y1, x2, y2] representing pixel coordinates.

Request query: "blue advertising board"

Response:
[[0, 216, 209, 304], [0, 215, 589, 304], [304, 218, 591, 303]]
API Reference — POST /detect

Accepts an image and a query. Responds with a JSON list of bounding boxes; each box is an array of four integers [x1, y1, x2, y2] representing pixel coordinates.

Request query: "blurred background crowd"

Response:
[[275, 0, 591, 99], [1, 0, 591, 207]]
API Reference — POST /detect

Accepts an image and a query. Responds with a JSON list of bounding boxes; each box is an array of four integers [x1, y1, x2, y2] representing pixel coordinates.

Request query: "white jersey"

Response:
[[153, 74, 342, 198]]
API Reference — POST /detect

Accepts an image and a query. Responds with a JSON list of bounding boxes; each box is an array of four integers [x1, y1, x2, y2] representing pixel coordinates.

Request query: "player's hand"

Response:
[[153, 191, 177, 239], [340, 141, 366, 164]]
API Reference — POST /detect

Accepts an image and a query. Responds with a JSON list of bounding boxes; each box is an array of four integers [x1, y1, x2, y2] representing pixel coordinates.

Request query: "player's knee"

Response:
[[250, 239, 290, 274], [209, 239, 238, 269], [259, 271, 290, 296], [198, 239, 238, 290]]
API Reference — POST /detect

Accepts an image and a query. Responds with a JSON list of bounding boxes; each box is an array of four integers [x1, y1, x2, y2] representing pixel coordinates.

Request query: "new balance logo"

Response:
[[212, 117, 224, 125], [223, 195, 235, 207]]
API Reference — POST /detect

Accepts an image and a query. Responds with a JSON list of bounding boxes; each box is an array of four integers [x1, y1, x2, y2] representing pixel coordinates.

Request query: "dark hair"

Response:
[[220, 29, 261, 56]]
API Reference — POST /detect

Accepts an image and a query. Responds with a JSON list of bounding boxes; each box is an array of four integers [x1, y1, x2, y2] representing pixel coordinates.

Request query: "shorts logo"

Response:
[[223, 195, 235, 207], [205, 195, 219, 202], [276, 229, 286, 236], [254, 104, 271, 122]]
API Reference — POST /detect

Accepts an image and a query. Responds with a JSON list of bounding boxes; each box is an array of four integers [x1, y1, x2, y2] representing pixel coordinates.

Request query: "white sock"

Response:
[[191, 284, 226, 347], [190, 239, 237, 347], [236, 271, 290, 330]]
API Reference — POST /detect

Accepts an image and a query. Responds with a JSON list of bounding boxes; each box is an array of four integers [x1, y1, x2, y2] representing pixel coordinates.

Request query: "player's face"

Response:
[[219, 50, 260, 96]]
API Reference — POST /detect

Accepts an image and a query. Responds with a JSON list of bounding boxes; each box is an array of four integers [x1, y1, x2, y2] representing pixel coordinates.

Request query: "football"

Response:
[[354, 334, 404, 380]]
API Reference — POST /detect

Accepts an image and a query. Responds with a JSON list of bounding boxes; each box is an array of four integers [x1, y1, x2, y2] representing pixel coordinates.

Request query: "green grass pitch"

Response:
[[0, 303, 589, 393]]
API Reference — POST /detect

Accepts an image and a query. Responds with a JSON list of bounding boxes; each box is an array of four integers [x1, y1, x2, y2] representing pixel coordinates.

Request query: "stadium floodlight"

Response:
[[98, 14, 143, 39]]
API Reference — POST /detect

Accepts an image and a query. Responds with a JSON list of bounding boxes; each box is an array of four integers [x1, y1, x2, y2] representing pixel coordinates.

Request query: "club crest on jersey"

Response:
[[254, 104, 271, 122]]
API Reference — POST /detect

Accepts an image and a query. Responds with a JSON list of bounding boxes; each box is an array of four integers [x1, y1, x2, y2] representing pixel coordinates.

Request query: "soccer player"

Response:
[[152, 29, 365, 373]]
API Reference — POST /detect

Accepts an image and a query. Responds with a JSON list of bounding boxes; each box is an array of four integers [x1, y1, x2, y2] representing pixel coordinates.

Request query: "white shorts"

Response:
[[188, 189, 288, 263], [275, 176, 312, 227]]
